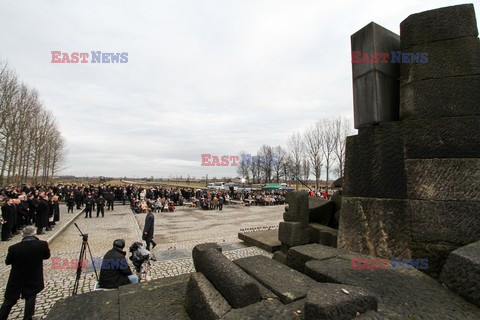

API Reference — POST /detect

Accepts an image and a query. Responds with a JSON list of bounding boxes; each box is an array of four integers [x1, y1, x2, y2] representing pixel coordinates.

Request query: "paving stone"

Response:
[[185, 272, 231, 320], [234, 255, 317, 304], [303, 257, 480, 319], [440, 240, 480, 307], [304, 283, 378, 320], [400, 4, 478, 49], [192, 246, 261, 308]]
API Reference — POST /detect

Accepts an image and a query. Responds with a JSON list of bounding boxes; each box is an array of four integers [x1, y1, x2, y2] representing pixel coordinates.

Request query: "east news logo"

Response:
[[51, 51, 128, 63]]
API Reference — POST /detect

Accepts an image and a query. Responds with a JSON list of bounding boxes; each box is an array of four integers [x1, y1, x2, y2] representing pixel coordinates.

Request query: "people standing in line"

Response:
[[85, 193, 94, 218], [0, 226, 51, 320], [96, 195, 105, 218], [142, 209, 157, 251]]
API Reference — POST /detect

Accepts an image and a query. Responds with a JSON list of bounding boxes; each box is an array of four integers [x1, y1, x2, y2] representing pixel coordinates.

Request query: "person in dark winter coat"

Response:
[[84, 194, 94, 218], [142, 210, 157, 250], [66, 193, 75, 213], [96, 195, 106, 218], [0, 226, 50, 320], [1, 199, 13, 241], [35, 195, 49, 235], [98, 239, 138, 288]]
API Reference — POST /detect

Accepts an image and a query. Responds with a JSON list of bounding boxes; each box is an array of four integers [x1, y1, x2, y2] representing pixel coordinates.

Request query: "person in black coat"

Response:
[[84, 194, 94, 218], [66, 193, 75, 213], [142, 210, 157, 250], [35, 195, 49, 235], [0, 226, 50, 320], [1, 199, 13, 241], [98, 239, 138, 288], [96, 195, 106, 218]]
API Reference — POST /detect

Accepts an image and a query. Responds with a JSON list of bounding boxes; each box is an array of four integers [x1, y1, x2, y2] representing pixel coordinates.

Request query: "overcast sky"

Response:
[[0, 0, 477, 179]]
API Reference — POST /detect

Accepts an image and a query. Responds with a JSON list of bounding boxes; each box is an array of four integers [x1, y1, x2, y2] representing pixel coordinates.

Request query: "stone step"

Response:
[[234, 255, 317, 304], [237, 229, 281, 253]]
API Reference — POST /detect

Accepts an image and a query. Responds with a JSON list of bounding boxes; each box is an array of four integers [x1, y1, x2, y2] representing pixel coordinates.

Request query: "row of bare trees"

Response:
[[237, 117, 352, 191], [0, 62, 66, 185]]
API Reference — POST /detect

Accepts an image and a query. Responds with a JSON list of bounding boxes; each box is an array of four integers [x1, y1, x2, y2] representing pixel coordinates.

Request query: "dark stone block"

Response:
[[406, 159, 480, 201], [118, 274, 191, 320], [351, 22, 400, 129], [440, 240, 480, 308], [281, 243, 290, 254], [308, 223, 338, 247], [411, 241, 458, 279], [46, 290, 119, 320], [192, 243, 222, 271], [352, 69, 400, 129], [301, 256, 480, 319], [400, 76, 480, 120], [403, 116, 480, 158], [192, 245, 260, 308], [400, 4, 479, 49], [338, 197, 411, 258], [305, 283, 378, 320], [222, 299, 305, 320], [308, 198, 335, 225], [272, 250, 287, 265], [400, 37, 480, 85], [284, 191, 309, 226], [343, 122, 406, 199], [234, 255, 317, 304], [185, 272, 231, 320], [410, 200, 480, 245], [286, 243, 353, 273], [278, 221, 310, 247], [238, 229, 281, 253]]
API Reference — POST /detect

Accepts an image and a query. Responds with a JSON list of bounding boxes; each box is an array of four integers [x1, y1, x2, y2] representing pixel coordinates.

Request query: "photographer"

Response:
[[98, 239, 138, 289]]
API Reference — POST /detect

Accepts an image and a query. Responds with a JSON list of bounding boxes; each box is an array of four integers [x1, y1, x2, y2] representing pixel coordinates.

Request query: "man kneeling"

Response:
[[99, 239, 138, 288]]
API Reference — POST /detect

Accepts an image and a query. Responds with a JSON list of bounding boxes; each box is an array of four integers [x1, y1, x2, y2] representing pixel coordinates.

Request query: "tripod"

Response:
[[72, 223, 98, 296]]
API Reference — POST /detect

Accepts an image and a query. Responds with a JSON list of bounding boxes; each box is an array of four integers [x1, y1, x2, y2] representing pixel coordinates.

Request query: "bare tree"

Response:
[[236, 150, 250, 183], [0, 61, 66, 185], [317, 118, 336, 193], [304, 124, 323, 191], [333, 117, 353, 178], [273, 145, 287, 183], [288, 131, 304, 189]]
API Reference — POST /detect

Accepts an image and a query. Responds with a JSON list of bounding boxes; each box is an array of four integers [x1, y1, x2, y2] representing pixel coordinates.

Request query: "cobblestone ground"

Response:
[[0, 203, 284, 319]]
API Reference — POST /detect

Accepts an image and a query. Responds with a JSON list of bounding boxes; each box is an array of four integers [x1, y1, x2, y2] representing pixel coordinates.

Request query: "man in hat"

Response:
[[98, 239, 138, 288], [0, 226, 50, 320]]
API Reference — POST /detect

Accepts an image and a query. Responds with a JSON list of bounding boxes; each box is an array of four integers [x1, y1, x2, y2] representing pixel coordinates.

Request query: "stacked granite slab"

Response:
[[286, 244, 480, 319], [439, 240, 480, 308], [339, 3, 480, 278], [186, 243, 379, 319]]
